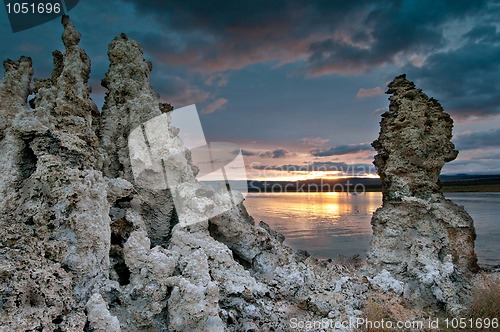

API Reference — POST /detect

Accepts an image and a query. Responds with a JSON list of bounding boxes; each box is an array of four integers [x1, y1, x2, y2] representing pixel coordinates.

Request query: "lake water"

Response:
[[244, 192, 500, 267]]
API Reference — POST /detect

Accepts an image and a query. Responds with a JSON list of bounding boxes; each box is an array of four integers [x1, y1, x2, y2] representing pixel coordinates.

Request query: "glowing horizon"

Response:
[[249, 172, 380, 182]]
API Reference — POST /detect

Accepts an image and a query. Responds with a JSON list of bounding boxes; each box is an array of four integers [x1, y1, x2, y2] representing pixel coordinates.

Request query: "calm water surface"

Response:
[[244, 192, 499, 267]]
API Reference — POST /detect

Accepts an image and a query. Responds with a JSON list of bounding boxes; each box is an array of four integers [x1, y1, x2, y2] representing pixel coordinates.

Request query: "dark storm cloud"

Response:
[[454, 129, 500, 150], [251, 161, 375, 174], [121, 0, 498, 121], [123, 0, 488, 74], [310, 143, 373, 156], [124, 0, 313, 72], [234, 148, 294, 158], [239, 149, 257, 156], [259, 149, 294, 159], [408, 21, 500, 118], [150, 69, 211, 106], [306, 1, 487, 75]]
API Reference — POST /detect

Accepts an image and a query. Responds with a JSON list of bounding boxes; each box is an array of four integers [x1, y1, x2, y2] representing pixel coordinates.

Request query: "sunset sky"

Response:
[[1, 0, 499, 180]]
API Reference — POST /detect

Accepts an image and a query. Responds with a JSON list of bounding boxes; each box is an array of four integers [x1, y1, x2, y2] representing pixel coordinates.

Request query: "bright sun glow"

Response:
[[250, 171, 379, 182]]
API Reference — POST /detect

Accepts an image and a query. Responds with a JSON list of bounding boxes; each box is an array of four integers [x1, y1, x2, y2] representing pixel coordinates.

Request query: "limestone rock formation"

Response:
[[372, 74, 459, 201], [0, 15, 109, 331], [0, 16, 486, 331], [0, 16, 369, 332], [99, 33, 179, 249], [368, 74, 479, 314]]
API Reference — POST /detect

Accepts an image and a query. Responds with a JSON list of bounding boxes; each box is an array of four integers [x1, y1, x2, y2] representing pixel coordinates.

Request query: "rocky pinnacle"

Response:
[[372, 74, 458, 201], [0, 18, 484, 331], [0, 16, 369, 332], [369, 75, 479, 314]]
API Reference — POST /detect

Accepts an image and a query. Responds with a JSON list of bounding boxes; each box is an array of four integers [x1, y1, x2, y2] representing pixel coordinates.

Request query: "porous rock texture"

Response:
[[368, 74, 480, 314], [0, 16, 370, 332], [0, 16, 110, 331], [0, 17, 484, 331]]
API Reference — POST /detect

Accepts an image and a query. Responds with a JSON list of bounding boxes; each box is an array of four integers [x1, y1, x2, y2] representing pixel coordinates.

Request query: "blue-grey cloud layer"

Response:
[[311, 143, 373, 156], [1, 0, 499, 175], [117, 0, 500, 127], [238, 148, 294, 158], [454, 129, 500, 150]]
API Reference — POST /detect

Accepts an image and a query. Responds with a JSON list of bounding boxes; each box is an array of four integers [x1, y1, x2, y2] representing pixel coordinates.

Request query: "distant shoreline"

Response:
[[246, 187, 500, 193], [244, 174, 500, 193]]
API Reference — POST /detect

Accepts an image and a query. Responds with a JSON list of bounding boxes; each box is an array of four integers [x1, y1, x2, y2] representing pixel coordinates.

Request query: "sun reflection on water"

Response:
[[245, 192, 500, 266], [244, 192, 383, 259]]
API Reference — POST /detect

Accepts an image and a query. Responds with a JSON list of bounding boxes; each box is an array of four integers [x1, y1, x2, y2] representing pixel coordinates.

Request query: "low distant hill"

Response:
[[439, 174, 500, 192], [241, 174, 500, 193]]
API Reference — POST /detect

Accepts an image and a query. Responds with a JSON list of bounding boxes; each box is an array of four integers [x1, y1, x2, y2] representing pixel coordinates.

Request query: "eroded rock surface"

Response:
[[0, 17, 484, 331], [368, 75, 479, 314], [0, 15, 109, 331], [0, 16, 369, 332]]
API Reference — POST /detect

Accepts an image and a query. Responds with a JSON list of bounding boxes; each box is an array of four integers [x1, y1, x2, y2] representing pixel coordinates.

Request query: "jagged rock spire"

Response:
[[30, 15, 97, 123], [369, 75, 479, 315], [62, 14, 81, 46], [98, 33, 179, 249], [0, 57, 33, 138], [0, 17, 111, 330], [99, 33, 161, 180], [0, 57, 33, 107], [372, 74, 458, 201], [0, 15, 487, 332], [0, 57, 33, 203]]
